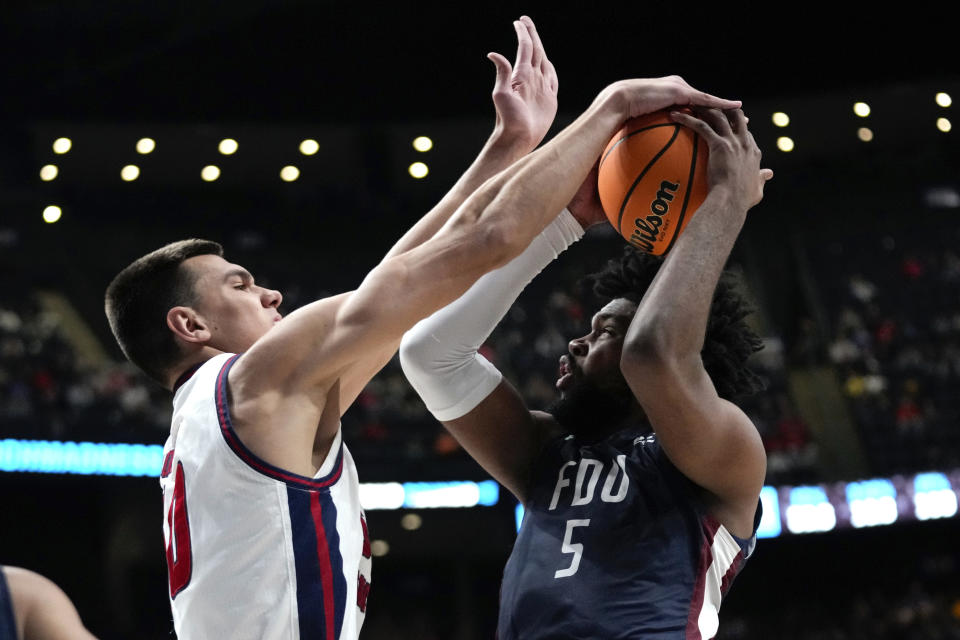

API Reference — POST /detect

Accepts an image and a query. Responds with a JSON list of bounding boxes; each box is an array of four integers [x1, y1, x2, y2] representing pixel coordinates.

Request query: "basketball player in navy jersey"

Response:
[[104, 14, 742, 639], [400, 107, 772, 639], [0, 566, 97, 640]]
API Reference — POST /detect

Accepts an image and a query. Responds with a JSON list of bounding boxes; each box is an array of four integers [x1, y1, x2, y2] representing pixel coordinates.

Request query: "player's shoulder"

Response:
[[3, 566, 68, 610]]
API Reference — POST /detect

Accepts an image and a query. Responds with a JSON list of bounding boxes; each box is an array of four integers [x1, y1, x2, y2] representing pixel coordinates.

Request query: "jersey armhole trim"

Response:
[[215, 354, 344, 491]]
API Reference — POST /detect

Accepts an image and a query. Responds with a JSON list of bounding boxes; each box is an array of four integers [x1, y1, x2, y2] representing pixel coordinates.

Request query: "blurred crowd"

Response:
[[7, 221, 960, 484], [814, 227, 960, 476]]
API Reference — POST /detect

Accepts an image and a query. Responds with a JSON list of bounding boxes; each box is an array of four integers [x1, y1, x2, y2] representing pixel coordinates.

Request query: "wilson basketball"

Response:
[[597, 109, 709, 255]]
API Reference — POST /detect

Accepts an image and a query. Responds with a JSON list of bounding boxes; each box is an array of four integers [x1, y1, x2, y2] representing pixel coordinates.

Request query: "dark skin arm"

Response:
[[619, 107, 772, 538]]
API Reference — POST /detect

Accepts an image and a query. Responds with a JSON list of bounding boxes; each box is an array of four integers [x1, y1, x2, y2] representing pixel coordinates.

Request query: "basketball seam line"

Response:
[[662, 132, 700, 255], [616, 125, 681, 233], [599, 123, 677, 171]]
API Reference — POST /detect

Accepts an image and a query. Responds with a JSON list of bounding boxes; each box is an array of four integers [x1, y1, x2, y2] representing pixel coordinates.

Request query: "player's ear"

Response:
[[167, 306, 211, 344]]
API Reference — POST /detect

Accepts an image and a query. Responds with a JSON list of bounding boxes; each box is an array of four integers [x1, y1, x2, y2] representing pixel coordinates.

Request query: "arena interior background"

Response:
[[1, 3, 958, 638]]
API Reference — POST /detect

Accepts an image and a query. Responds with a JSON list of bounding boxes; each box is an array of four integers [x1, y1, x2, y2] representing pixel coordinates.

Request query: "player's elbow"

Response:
[[398, 329, 435, 379]]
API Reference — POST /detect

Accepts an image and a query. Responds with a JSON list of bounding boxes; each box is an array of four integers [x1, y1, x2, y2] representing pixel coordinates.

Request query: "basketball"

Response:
[[597, 109, 709, 256]]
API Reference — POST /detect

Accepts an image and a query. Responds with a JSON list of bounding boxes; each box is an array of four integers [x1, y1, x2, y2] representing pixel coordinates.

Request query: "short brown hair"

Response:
[[105, 239, 223, 385]]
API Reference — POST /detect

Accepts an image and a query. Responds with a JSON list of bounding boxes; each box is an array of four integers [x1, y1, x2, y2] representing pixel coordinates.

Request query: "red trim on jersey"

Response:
[[719, 550, 745, 597], [214, 354, 344, 491], [685, 516, 721, 640], [310, 492, 337, 640], [160, 449, 175, 478]]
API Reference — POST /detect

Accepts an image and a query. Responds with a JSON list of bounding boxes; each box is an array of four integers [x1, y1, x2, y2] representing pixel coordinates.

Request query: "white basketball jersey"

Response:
[[160, 353, 371, 640]]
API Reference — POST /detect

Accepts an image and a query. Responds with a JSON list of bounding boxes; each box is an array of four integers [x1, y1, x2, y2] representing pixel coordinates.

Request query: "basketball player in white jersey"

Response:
[[105, 16, 743, 639]]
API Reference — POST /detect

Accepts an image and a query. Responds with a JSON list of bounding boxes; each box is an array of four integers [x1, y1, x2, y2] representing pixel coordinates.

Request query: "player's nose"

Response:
[[262, 288, 282, 309], [568, 335, 587, 357]]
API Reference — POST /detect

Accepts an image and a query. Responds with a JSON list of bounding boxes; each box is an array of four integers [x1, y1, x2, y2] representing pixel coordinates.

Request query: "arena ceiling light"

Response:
[[280, 165, 300, 182], [39, 164, 58, 181], [52, 137, 72, 154], [936, 92, 952, 108], [218, 138, 238, 155], [400, 513, 422, 531], [412, 136, 433, 152], [771, 112, 790, 127], [776, 136, 794, 152], [120, 165, 140, 181], [853, 102, 871, 117], [299, 139, 319, 155], [857, 127, 874, 142], [937, 117, 952, 133], [408, 161, 429, 178], [42, 206, 62, 223], [201, 165, 221, 182], [136, 137, 156, 154]]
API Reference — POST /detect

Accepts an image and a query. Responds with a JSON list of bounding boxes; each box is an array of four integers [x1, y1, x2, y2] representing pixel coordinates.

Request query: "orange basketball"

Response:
[[597, 109, 709, 256]]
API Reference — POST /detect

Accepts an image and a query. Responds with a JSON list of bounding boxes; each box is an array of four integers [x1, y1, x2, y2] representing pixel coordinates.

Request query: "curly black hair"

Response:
[[586, 247, 765, 401]]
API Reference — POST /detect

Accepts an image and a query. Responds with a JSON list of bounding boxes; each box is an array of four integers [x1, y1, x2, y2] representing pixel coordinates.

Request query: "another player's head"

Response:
[[549, 247, 763, 435], [105, 239, 282, 389]]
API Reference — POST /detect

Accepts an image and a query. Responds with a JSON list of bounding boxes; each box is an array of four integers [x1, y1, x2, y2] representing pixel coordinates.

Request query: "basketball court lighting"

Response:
[[936, 92, 952, 108], [280, 165, 300, 182], [853, 102, 871, 117], [857, 127, 874, 142], [938, 118, 952, 133], [201, 165, 221, 181], [299, 139, 319, 155], [771, 112, 790, 127], [121, 165, 140, 181], [412, 136, 433, 152], [776, 136, 795, 152], [408, 162, 429, 178], [136, 138, 156, 154], [52, 137, 72, 154], [42, 205, 62, 223], [218, 138, 238, 155], [400, 513, 423, 531], [39, 165, 58, 181], [370, 540, 390, 557]]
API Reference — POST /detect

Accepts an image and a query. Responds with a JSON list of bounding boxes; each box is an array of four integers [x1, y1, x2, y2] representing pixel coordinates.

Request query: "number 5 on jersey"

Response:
[[554, 519, 590, 579]]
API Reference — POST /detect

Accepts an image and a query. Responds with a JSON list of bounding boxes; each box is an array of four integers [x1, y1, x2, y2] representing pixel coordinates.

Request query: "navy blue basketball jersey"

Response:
[[0, 568, 17, 640], [498, 429, 760, 640]]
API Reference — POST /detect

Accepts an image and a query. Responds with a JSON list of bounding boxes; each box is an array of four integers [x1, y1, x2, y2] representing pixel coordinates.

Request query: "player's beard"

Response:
[[547, 375, 637, 440]]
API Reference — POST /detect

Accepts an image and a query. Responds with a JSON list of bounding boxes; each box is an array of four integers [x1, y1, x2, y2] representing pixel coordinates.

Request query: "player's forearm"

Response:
[[400, 211, 583, 419], [382, 129, 534, 261], [624, 186, 746, 362]]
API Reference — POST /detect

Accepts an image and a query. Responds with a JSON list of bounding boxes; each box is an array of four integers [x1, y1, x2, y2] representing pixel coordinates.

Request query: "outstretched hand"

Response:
[[602, 75, 741, 121], [669, 107, 773, 213], [488, 16, 558, 150]]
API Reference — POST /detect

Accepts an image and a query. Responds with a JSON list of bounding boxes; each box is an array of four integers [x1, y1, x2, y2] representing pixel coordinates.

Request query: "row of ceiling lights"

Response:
[[37, 136, 435, 223], [33, 96, 953, 222], [770, 93, 952, 152], [40, 136, 436, 184]]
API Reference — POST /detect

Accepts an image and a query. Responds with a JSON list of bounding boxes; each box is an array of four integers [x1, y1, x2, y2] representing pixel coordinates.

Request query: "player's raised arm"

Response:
[[299, 76, 738, 378], [334, 16, 559, 411], [619, 107, 773, 537]]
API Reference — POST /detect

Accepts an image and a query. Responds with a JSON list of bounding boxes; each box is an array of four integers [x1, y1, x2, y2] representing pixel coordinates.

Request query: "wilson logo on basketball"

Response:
[[629, 180, 679, 253]]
